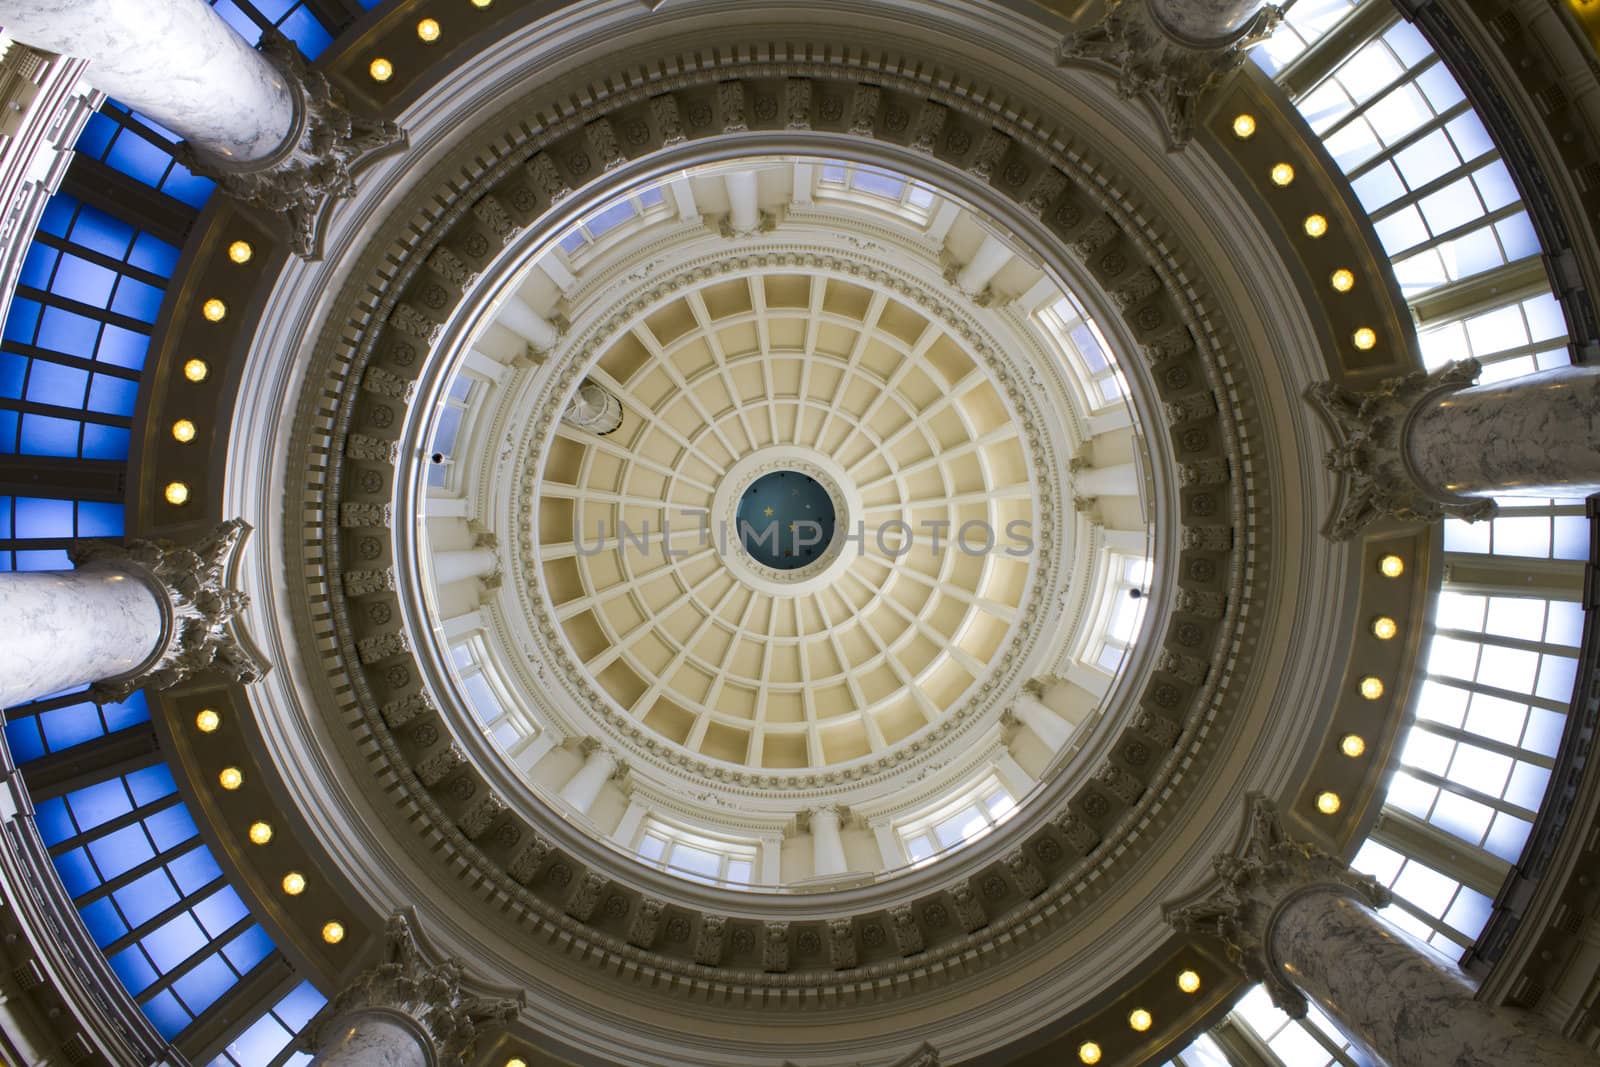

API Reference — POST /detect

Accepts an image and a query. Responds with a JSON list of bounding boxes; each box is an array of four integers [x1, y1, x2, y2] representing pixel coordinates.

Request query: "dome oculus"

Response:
[[735, 470, 837, 570]]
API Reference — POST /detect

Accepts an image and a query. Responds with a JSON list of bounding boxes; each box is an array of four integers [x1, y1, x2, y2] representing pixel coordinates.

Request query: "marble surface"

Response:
[[1150, 0, 1268, 43], [309, 1012, 430, 1067], [0, 566, 163, 709], [1408, 364, 1600, 499], [0, 0, 295, 163], [1273, 890, 1600, 1066]]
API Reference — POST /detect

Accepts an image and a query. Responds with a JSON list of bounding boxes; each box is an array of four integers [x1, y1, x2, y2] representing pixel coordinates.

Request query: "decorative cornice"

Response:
[[1306, 358, 1497, 540], [68, 518, 265, 701]]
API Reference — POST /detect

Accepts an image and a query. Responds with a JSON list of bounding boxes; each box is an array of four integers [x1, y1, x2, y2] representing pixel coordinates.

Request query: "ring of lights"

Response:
[[710, 447, 856, 593]]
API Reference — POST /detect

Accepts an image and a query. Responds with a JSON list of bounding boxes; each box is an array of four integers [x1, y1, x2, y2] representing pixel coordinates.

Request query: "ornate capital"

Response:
[[1307, 358, 1497, 540], [1059, 0, 1281, 147], [304, 914, 521, 1065], [1163, 796, 1389, 1017], [68, 518, 266, 701], [175, 29, 405, 257]]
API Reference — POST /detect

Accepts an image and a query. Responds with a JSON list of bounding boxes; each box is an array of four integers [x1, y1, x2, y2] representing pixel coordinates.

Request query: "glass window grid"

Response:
[[0, 495, 124, 571], [208, 979, 327, 1067], [1350, 837, 1488, 951], [3, 686, 149, 762], [1442, 498, 1588, 559], [31, 765, 279, 1039], [1084, 551, 1152, 673], [427, 375, 477, 488], [1226, 985, 1372, 1067], [554, 186, 671, 260], [814, 161, 940, 222], [1035, 293, 1127, 409], [72, 104, 214, 208], [447, 635, 532, 752], [896, 773, 1017, 865], [1251, 0, 1367, 78], [634, 816, 759, 886], [207, 0, 335, 60]]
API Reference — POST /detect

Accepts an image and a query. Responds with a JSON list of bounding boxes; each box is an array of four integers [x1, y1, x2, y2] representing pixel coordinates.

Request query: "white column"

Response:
[[809, 806, 848, 878], [1074, 462, 1139, 497], [0, 0, 296, 164], [725, 170, 760, 234], [559, 747, 618, 814], [1012, 691, 1074, 750], [955, 234, 1011, 296], [869, 815, 908, 869], [308, 1013, 430, 1067], [432, 548, 497, 585], [497, 296, 560, 351], [759, 832, 783, 885], [0, 568, 164, 708]]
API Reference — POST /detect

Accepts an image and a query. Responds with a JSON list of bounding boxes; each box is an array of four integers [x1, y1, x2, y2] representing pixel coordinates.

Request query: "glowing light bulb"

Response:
[[1178, 969, 1201, 994], [1232, 114, 1256, 139], [282, 872, 306, 895], [1270, 162, 1295, 186], [472, 0, 494, 7], [1316, 791, 1342, 814], [1372, 616, 1397, 640], [1341, 734, 1367, 758], [201, 298, 226, 322], [322, 921, 345, 944], [1379, 554, 1404, 578], [369, 57, 393, 82], [1359, 676, 1384, 700], [248, 821, 273, 845], [195, 709, 220, 733], [171, 419, 196, 443], [227, 240, 252, 264], [417, 18, 440, 41], [184, 359, 209, 382], [1128, 1008, 1153, 1032], [218, 767, 242, 790], [1303, 213, 1328, 237], [1078, 1043, 1102, 1065], [164, 482, 190, 505], [1353, 327, 1377, 350], [505, 1060, 527, 1067], [1331, 268, 1355, 292]]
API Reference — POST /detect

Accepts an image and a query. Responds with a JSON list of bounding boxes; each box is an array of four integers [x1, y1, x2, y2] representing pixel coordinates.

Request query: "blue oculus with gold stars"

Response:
[[735, 470, 837, 570]]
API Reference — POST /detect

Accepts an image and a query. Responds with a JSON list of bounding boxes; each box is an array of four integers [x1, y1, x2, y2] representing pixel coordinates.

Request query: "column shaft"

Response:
[[725, 171, 760, 234], [0, 0, 295, 163], [1013, 692, 1073, 750], [498, 296, 560, 351], [1074, 462, 1139, 498], [810, 807, 848, 878], [308, 1011, 430, 1067], [560, 749, 617, 813], [1149, 0, 1269, 42], [1406, 364, 1600, 499], [432, 547, 497, 585], [0, 567, 163, 708], [1272, 889, 1598, 1067], [954, 235, 1010, 295]]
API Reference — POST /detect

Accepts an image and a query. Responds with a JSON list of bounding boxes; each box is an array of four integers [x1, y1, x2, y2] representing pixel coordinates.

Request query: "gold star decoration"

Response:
[[763, 506, 774, 517]]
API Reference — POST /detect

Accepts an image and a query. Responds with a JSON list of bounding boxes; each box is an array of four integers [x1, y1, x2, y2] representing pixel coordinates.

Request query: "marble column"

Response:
[[1307, 358, 1600, 539], [432, 547, 498, 586], [809, 805, 848, 878], [1009, 687, 1074, 751], [305, 914, 519, 1066], [1058, 0, 1281, 146], [725, 170, 760, 235], [498, 296, 562, 352], [1166, 796, 1600, 1067], [1072, 462, 1139, 498], [559, 744, 619, 814], [0, 520, 261, 709], [952, 234, 1011, 298], [0, 0, 402, 256], [560, 380, 624, 436]]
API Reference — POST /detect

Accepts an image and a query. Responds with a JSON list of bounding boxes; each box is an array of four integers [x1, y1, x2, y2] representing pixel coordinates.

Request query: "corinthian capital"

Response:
[[68, 518, 266, 700], [304, 914, 521, 1065], [1163, 795, 1389, 1017], [175, 28, 405, 258], [1059, 0, 1282, 147], [1307, 359, 1497, 540]]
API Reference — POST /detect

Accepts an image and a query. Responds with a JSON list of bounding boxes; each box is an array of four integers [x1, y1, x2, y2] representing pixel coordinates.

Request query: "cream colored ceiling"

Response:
[[536, 271, 1035, 769]]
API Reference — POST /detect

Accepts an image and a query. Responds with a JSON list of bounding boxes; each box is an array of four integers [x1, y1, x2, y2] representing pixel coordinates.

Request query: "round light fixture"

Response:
[[227, 240, 252, 264], [195, 709, 220, 733], [183, 358, 209, 382], [201, 298, 226, 322], [417, 18, 441, 41], [1371, 616, 1397, 640], [1316, 791, 1342, 814], [282, 872, 307, 896], [1232, 114, 1256, 139], [1303, 213, 1328, 237], [1177, 969, 1201, 994], [1359, 676, 1384, 700], [1341, 734, 1367, 758], [1270, 162, 1295, 186], [164, 482, 190, 505], [1128, 1008, 1153, 1032], [322, 921, 345, 944], [171, 419, 196, 443], [1330, 268, 1355, 292], [248, 821, 273, 845], [1353, 327, 1377, 350], [1379, 554, 1404, 578], [369, 57, 393, 82], [1078, 1042, 1102, 1065], [218, 767, 242, 790]]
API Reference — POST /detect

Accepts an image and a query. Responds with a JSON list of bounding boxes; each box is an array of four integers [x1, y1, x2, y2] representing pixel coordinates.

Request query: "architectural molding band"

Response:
[[0, 519, 262, 708], [304, 914, 521, 1067], [1167, 796, 1600, 1066], [0, 0, 403, 257], [1310, 360, 1600, 538]]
